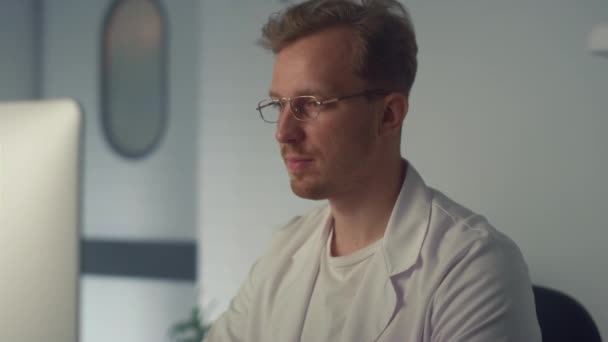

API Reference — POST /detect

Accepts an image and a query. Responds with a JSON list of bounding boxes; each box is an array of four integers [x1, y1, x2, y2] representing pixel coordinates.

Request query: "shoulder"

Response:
[[418, 188, 532, 294], [426, 188, 523, 263], [424, 191, 540, 340]]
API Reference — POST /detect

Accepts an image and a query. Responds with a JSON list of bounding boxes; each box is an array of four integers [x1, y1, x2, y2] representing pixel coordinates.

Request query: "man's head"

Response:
[[259, 0, 417, 200]]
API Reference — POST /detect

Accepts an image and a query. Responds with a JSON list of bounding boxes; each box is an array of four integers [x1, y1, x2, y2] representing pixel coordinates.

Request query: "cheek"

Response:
[[341, 112, 377, 148], [306, 122, 338, 162], [314, 114, 376, 162]]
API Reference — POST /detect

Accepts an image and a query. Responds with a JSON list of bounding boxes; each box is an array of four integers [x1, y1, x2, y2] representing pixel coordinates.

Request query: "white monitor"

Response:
[[0, 99, 81, 342]]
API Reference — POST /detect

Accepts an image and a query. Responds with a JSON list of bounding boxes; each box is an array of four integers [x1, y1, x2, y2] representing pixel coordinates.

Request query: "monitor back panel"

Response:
[[0, 99, 81, 342]]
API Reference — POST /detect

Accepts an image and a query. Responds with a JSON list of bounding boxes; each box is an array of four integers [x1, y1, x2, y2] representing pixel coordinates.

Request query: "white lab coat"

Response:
[[207, 164, 542, 341]]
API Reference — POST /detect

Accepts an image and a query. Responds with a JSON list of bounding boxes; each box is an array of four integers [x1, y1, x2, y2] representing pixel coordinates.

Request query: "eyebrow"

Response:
[[268, 87, 334, 99]]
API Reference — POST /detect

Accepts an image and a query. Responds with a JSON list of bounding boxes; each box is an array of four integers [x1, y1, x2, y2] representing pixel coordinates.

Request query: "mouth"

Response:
[[284, 156, 314, 173]]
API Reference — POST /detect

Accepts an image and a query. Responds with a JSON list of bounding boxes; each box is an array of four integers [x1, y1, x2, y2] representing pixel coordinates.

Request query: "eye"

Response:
[[303, 98, 320, 110], [292, 97, 319, 117]]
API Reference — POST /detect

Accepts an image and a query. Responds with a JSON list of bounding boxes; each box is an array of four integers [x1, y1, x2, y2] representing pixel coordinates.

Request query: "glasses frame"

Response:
[[256, 89, 389, 123]]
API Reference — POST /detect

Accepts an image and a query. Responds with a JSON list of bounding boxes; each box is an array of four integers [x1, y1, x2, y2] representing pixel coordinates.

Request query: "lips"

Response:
[[284, 156, 314, 173]]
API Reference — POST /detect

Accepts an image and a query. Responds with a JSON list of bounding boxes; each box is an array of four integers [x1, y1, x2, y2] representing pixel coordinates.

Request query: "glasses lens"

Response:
[[257, 99, 281, 123], [291, 96, 319, 120]]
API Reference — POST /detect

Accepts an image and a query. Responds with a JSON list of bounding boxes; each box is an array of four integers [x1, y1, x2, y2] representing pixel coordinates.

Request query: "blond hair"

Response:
[[259, 0, 418, 96]]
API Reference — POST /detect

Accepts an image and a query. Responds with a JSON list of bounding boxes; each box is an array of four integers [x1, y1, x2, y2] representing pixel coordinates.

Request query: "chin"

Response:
[[289, 178, 328, 200]]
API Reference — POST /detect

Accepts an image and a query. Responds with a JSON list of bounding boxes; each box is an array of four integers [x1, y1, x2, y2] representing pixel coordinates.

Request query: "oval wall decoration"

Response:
[[101, 0, 168, 159]]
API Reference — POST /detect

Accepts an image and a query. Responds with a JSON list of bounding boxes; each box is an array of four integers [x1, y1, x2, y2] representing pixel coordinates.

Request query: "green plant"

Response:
[[169, 306, 212, 342]]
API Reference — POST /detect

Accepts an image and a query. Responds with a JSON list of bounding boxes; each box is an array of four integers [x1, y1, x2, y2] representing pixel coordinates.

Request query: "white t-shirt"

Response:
[[300, 228, 383, 342]]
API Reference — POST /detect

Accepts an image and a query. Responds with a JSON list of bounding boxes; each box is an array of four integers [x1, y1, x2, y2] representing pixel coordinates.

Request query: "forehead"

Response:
[[270, 27, 365, 97]]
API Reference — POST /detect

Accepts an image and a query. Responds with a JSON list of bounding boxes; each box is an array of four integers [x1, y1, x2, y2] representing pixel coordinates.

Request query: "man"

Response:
[[207, 0, 541, 341]]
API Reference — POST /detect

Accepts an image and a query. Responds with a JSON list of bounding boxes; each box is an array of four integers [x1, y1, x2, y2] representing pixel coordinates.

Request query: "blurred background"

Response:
[[1, 0, 607, 341]]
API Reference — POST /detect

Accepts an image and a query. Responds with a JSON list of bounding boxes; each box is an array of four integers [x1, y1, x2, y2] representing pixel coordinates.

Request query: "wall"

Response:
[[41, 1, 200, 341], [198, 0, 608, 337], [0, 0, 38, 100]]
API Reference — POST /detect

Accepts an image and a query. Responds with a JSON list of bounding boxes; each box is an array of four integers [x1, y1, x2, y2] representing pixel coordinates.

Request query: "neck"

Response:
[[329, 157, 407, 257]]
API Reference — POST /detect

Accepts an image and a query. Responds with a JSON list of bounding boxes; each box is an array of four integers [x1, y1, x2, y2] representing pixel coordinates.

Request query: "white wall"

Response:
[[42, 1, 200, 341], [198, 0, 608, 337], [0, 0, 37, 100]]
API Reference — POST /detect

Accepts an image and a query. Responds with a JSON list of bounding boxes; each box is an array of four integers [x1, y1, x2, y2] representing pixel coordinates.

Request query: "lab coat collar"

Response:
[[381, 161, 432, 276]]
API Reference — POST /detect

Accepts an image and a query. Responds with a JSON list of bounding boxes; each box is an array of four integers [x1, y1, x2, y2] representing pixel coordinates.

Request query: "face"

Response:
[[270, 27, 384, 200]]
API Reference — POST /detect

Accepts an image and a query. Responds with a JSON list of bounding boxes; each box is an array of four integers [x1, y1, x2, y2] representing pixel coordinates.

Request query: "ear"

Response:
[[378, 93, 408, 136]]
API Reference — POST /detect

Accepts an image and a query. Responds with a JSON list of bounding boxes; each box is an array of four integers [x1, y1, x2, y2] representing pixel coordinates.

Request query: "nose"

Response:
[[275, 106, 304, 145]]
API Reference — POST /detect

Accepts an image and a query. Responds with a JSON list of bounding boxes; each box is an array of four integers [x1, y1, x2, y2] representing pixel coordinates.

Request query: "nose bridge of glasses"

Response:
[[276, 99, 306, 142], [273, 97, 295, 125], [268, 98, 290, 123]]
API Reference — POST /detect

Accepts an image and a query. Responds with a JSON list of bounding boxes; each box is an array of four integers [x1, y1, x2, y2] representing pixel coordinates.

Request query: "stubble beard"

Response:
[[289, 172, 328, 200], [281, 145, 327, 200], [283, 149, 367, 201]]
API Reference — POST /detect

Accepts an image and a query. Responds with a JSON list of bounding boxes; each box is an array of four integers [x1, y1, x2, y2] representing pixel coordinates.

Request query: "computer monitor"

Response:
[[0, 99, 81, 342]]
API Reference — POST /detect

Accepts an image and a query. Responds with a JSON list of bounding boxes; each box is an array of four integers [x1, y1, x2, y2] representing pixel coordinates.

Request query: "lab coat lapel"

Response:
[[340, 255, 397, 342], [272, 213, 331, 341]]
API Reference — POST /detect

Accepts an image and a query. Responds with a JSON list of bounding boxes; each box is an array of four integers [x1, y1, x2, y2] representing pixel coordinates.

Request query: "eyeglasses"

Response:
[[256, 89, 388, 123]]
